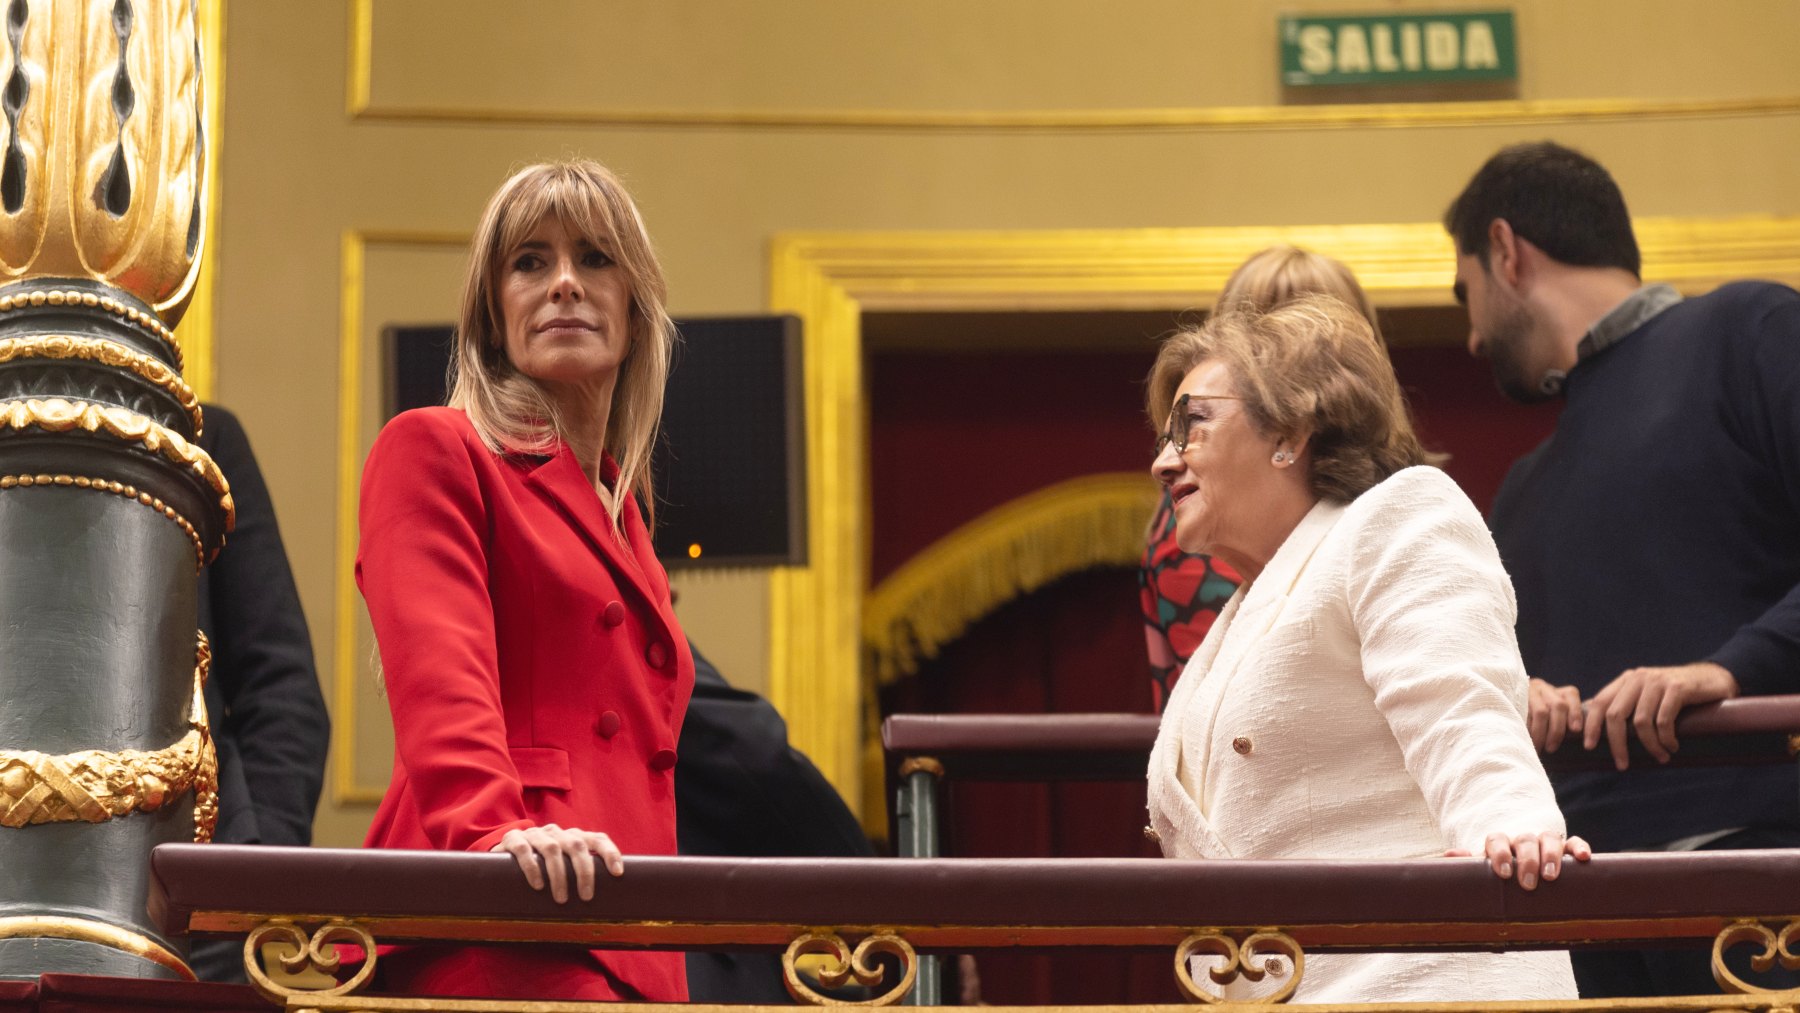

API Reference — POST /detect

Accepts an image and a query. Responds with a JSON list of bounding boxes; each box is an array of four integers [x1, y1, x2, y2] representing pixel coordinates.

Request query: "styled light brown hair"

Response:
[[1146, 296, 1432, 502], [448, 159, 675, 529], [1216, 244, 1383, 341]]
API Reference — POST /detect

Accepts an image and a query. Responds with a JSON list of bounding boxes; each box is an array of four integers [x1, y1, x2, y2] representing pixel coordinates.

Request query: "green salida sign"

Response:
[[1280, 11, 1517, 87]]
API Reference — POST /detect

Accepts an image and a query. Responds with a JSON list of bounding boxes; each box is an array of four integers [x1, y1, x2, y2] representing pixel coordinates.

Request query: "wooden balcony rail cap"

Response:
[[150, 845, 1800, 952], [881, 696, 1800, 777], [881, 713, 1160, 779]]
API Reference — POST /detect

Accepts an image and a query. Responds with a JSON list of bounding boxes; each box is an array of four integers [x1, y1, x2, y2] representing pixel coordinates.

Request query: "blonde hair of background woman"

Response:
[[448, 159, 676, 530], [1216, 244, 1383, 341]]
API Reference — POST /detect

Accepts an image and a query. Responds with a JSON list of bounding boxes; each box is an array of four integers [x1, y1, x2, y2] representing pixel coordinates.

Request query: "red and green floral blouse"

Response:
[[1138, 490, 1242, 712]]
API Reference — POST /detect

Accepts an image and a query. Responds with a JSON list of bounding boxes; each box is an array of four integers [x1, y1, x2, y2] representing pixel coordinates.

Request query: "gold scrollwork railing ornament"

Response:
[[242, 918, 378, 1007], [783, 930, 919, 1007], [0, 631, 217, 842], [1713, 919, 1800, 995], [1174, 929, 1305, 1004]]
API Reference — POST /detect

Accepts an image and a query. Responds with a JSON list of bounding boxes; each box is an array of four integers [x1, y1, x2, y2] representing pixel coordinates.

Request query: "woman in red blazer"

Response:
[[356, 160, 693, 1002]]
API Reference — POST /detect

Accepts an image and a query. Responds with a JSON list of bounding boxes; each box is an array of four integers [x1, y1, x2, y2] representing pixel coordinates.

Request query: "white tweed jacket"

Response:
[[1147, 466, 1576, 1001]]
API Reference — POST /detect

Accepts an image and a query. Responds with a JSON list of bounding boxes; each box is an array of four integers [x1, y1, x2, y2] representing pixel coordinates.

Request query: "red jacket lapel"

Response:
[[524, 446, 680, 643]]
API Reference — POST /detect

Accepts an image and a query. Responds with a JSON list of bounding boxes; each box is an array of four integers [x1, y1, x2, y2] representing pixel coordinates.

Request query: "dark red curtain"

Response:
[[868, 350, 1155, 586]]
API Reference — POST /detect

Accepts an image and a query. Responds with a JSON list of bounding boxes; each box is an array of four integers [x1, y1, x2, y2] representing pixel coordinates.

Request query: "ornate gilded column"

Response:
[[0, 0, 229, 981]]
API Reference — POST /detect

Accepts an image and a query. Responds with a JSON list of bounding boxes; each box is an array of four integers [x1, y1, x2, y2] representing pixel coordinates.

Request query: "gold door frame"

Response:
[[768, 215, 1800, 818]]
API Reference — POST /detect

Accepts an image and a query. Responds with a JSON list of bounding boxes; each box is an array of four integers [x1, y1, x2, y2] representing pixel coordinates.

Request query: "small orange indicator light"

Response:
[[687, 543, 703, 559]]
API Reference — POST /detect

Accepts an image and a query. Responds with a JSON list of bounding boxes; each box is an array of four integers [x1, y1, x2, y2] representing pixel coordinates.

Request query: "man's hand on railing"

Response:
[[1526, 678, 1584, 753], [1531, 663, 1744, 770], [491, 823, 624, 903], [1583, 662, 1740, 769]]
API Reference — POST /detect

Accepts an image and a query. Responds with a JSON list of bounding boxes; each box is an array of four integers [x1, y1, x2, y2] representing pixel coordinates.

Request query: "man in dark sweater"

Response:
[[1446, 141, 1800, 997]]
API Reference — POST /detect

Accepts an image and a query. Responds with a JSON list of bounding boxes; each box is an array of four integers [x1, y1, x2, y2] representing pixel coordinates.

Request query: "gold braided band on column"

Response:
[[0, 632, 218, 842], [0, 397, 233, 557], [0, 398, 227, 502], [0, 915, 193, 980], [0, 336, 203, 436], [0, 291, 185, 374]]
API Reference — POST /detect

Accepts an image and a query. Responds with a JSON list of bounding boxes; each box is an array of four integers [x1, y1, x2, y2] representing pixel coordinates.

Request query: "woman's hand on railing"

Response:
[[1445, 831, 1591, 890], [491, 824, 624, 903]]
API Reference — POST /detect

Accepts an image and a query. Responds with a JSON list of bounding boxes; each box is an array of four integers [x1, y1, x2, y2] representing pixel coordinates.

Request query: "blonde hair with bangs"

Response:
[[449, 160, 675, 530]]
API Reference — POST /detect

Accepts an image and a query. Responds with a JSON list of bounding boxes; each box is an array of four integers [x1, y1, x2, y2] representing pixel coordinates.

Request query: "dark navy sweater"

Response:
[[1489, 281, 1800, 851]]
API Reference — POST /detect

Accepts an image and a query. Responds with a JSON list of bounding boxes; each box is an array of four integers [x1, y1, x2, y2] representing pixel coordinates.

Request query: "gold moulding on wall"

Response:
[[331, 229, 469, 805], [346, 5, 1800, 133], [0, 632, 217, 843], [348, 94, 1800, 133], [343, 0, 1800, 136]]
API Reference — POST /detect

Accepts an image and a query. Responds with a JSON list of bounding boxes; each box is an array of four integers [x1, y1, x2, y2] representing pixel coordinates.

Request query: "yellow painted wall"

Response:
[[208, 0, 1800, 846]]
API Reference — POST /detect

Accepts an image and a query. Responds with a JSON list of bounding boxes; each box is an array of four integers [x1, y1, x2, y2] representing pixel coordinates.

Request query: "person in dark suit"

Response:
[[356, 160, 692, 1002], [677, 643, 874, 1003], [189, 403, 331, 983]]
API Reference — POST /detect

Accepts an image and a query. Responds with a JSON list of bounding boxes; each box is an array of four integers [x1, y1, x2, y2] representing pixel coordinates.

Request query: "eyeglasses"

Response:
[[1156, 393, 1243, 454]]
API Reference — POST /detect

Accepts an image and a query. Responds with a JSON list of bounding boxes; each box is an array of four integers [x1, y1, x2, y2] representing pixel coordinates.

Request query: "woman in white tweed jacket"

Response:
[[1145, 297, 1587, 1002]]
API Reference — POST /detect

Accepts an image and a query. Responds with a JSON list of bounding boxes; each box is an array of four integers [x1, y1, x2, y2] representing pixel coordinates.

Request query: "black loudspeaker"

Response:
[[382, 315, 807, 568]]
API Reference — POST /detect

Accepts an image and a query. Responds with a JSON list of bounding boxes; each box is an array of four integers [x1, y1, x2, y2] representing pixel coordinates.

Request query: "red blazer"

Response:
[[357, 407, 693, 1001]]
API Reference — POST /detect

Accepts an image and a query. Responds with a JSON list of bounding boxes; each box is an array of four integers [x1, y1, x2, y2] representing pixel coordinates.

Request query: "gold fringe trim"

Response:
[[863, 472, 1161, 686]]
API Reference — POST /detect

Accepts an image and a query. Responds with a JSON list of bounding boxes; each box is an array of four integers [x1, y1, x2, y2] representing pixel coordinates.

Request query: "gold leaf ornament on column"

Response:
[[0, 631, 218, 841], [0, 0, 52, 274], [0, 0, 204, 320]]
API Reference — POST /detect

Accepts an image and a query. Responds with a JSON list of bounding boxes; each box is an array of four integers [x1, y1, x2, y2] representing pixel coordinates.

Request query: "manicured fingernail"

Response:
[[1498, 862, 1511, 877], [1544, 864, 1558, 880], [1521, 872, 1536, 889]]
